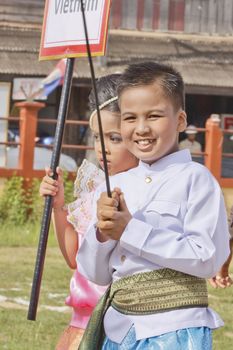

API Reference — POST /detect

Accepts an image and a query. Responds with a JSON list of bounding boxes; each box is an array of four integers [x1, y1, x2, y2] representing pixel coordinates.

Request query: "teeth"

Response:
[[137, 140, 152, 145]]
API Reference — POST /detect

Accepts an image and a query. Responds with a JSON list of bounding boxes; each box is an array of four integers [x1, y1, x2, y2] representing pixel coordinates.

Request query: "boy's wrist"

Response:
[[96, 228, 109, 242]]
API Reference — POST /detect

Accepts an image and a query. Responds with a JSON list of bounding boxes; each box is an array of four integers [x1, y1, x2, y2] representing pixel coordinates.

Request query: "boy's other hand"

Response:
[[97, 189, 132, 240]]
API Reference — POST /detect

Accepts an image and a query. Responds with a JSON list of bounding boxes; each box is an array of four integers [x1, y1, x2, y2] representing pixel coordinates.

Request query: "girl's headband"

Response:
[[89, 96, 118, 128]]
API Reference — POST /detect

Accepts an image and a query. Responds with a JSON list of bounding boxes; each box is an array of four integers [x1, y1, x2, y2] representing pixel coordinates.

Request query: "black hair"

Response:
[[117, 61, 185, 110], [88, 73, 121, 113]]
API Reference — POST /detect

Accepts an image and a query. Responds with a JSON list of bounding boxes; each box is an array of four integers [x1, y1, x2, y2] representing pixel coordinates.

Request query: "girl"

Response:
[[209, 204, 233, 288], [39, 74, 138, 349]]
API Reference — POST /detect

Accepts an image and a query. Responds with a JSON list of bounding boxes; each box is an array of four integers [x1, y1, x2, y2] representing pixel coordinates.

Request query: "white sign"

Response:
[[40, 0, 111, 60]]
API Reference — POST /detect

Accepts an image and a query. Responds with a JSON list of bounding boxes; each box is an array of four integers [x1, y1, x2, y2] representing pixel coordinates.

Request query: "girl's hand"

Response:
[[208, 275, 233, 288], [208, 264, 233, 288], [209, 239, 233, 288], [39, 167, 65, 209]]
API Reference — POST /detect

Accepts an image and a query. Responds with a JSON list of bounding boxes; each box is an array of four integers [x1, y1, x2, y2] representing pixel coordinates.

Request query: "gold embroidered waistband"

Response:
[[110, 268, 208, 315], [78, 269, 208, 349]]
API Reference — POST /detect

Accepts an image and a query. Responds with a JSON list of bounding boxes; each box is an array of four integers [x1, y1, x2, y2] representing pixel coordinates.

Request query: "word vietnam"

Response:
[[55, 0, 99, 14]]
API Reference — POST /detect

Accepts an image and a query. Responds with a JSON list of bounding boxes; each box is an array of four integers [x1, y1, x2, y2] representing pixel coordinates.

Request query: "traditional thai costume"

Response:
[[78, 150, 230, 349]]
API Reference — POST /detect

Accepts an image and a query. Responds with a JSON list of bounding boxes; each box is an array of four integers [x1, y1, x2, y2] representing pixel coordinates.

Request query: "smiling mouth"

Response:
[[135, 139, 154, 145], [133, 139, 156, 151]]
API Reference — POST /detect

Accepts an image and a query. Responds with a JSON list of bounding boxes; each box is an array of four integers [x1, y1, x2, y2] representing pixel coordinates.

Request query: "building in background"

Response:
[[0, 0, 233, 164]]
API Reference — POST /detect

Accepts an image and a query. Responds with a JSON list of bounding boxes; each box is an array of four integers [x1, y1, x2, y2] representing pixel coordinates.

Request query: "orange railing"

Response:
[[0, 102, 92, 185], [188, 120, 233, 188], [204, 117, 233, 188], [0, 103, 232, 188]]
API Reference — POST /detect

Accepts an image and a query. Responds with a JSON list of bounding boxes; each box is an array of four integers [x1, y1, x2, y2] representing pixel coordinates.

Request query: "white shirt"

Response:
[[77, 150, 230, 343]]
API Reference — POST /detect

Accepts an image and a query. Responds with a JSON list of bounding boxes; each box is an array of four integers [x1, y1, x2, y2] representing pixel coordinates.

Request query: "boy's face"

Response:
[[119, 83, 187, 164]]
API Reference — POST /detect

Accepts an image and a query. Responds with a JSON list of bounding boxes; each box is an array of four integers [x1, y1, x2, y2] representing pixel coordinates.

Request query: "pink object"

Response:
[[66, 268, 106, 328], [66, 159, 106, 328]]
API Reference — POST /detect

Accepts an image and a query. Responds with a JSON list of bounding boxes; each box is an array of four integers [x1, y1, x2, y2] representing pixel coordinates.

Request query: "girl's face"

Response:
[[91, 110, 138, 175]]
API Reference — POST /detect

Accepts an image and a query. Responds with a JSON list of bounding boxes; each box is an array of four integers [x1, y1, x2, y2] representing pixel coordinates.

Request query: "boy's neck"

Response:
[[142, 147, 180, 167], [140, 149, 191, 167]]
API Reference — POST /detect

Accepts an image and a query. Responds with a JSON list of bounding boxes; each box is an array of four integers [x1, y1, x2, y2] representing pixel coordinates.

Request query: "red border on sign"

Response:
[[39, 0, 112, 60]]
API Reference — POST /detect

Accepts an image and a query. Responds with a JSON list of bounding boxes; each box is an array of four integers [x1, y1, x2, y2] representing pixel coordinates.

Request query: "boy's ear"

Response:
[[177, 110, 187, 133]]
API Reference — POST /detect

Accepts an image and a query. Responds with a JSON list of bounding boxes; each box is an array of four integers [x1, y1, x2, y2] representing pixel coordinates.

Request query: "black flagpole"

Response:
[[80, 0, 111, 197], [27, 58, 74, 320], [28, 0, 111, 321]]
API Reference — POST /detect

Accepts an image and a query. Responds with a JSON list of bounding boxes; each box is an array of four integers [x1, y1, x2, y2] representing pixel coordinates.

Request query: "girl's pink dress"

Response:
[[66, 159, 107, 329]]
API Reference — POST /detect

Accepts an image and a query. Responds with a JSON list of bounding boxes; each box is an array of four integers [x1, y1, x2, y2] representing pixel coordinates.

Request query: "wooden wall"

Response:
[[0, 0, 44, 25], [1, 0, 232, 35], [110, 0, 233, 35]]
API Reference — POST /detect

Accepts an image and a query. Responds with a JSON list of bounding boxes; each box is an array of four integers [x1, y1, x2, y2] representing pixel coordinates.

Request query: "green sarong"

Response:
[[78, 268, 208, 350]]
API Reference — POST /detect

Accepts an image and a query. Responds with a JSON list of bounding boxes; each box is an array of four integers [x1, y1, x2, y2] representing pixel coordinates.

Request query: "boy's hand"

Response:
[[39, 167, 65, 209], [97, 188, 132, 241]]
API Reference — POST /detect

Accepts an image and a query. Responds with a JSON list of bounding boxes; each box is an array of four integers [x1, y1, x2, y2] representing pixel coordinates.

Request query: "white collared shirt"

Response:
[[77, 150, 230, 343]]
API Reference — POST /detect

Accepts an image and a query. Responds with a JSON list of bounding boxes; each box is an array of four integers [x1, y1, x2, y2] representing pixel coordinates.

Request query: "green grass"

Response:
[[0, 222, 58, 247], [0, 308, 69, 350], [0, 242, 72, 349], [208, 281, 233, 349], [0, 225, 233, 349]]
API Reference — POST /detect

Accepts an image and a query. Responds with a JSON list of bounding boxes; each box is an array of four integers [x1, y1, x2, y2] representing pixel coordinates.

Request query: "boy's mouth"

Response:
[[135, 139, 154, 145], [134, 139, 156, 151]]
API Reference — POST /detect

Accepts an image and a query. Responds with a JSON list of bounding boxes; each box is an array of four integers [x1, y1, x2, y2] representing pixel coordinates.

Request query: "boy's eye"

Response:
[[122, 115, 136, 122], [148, 114, 161, 120]]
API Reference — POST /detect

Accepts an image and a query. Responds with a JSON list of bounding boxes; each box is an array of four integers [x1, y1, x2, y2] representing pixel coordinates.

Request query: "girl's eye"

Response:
[[110, 134, 122, 143], [94, 134, 100, 141]]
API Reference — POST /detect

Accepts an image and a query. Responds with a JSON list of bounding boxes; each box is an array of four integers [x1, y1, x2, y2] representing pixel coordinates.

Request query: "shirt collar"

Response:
[[136, 149, 192, 174]]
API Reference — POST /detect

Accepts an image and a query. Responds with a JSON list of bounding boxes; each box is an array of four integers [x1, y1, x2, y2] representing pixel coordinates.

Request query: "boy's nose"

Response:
[[135, 121, 150, 135]]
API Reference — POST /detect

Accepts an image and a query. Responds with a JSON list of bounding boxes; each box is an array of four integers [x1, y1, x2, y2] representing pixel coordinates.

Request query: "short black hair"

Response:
[[88, 73, 121, 113], [117, 61, 185, 110]]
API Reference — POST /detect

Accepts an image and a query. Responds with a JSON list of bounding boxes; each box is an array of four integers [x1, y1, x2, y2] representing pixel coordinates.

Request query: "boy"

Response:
[[77, 62, 230, 349]]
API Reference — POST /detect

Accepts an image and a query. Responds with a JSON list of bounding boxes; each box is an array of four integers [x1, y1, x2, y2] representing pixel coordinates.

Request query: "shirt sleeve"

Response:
[[120, 172, 230, 278], [77, 224, 117, 285]]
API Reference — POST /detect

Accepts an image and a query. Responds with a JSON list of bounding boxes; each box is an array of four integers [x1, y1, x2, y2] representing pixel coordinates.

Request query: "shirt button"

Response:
[[145, 176, 152, 183], [121, 255, 126, 263]]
